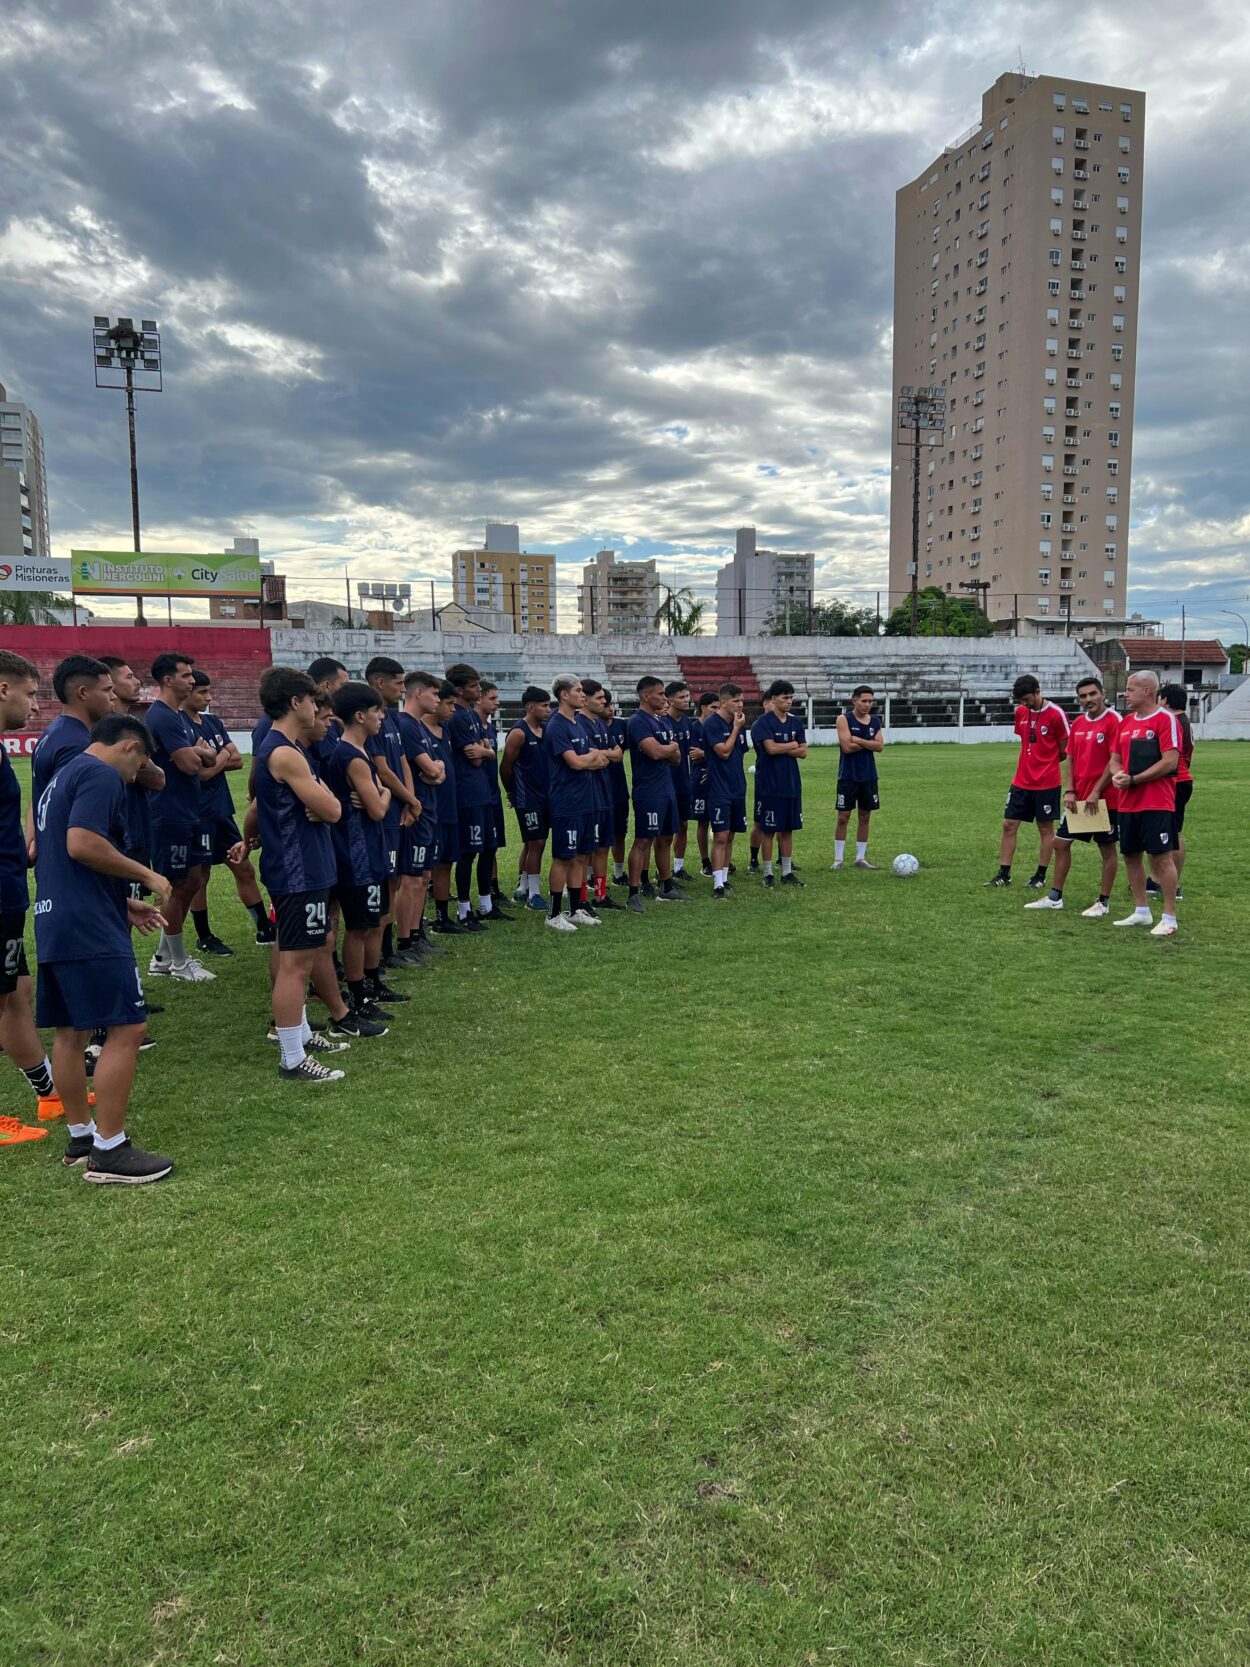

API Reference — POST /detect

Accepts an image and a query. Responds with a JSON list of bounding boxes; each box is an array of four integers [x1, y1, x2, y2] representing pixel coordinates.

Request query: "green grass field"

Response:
[[3, 741, 1248, 1667]]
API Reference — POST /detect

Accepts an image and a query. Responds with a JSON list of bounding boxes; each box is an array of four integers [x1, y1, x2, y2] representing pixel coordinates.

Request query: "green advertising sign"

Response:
[[70, 550, 262, 598]]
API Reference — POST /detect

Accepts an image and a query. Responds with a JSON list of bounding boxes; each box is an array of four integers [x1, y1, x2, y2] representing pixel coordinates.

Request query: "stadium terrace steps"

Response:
[[676, 654, 762, 705], [601, 643, 683, 698]]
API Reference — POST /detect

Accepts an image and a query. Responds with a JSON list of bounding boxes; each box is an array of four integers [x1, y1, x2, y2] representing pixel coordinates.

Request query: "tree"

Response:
[[1230, 642, 1248, 676], [762, 598, 877, 637], [0, 591, 73, 626], [884, 586, 993, 638], [654, 587, 706, 636]]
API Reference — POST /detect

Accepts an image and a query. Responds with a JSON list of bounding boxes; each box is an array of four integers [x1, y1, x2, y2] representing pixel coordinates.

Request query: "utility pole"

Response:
[[896, 386, 946, 637]]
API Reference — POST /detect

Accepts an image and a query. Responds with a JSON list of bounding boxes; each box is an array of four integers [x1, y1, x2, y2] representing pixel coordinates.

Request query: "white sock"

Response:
[[68, 1120, 95, 1139], [1162, 911, 1177, 925], [834, 840, 845, 862], [526, 873, 538, 896], [856, 841, 868, 860], [155, 930, 172, 959], [457, 901, 471, 920], [299, 1007, 312, 1045], [763, 860, 774, 877], [94, 1129, 126, 1151], [781, 857, 792, 875], [673, 858, 684, 874], [613, 861, 625, 880], [165, 930, 186, 966], [277, 1024, 305, 1068], [716, 868, 728, 886], [478, 895, 492, 915], [1132, 905, 1152, 918]]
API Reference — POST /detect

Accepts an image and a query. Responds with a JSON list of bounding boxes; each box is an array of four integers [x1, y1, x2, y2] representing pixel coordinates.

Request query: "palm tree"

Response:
[[0, 591, 73, 626], [653, 586, 706, 636]]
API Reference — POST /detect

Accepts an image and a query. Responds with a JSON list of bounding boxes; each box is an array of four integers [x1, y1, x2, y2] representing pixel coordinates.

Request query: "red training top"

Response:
[[1116, 707, 1182, 812], [1012, 701, 1070, 790], [1173, 711, 1194, 783], [1068, 708, 1122, 809]]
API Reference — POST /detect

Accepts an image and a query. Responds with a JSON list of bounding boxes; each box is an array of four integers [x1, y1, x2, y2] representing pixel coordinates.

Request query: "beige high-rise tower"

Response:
[[889, 72, 1145, 633]]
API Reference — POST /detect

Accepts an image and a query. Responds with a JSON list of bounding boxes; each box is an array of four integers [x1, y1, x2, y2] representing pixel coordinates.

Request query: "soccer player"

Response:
[[1156, 684, 1192, 900], [98, 655, 168, 913], [544, 675, 605, 931], [625, 676, 685, 912], [426, 680, 464, 937], [473, 680, 514, 919], [501, 685, 552, 910], [0, 648, 62, 1137], [834, 685, 884, 870], [702, 684, 750, 899], [395, 671, 446, 960], [984, 674, 1069, 889], [602, 690, 632, 889], [751, 680, 807, 887], [665, 681, 697, 881], [326, 682, 396, 1018], [579, 680, 625, 912], [145, 652, 218, 980], [445, 662, 494, 930], [691, 691, 716, 876], [1109, 671, 1182, 937], [250, 656, 348, 762], [1026, 675, 1121, 917], [34, 713, 173, 1181], [181, 668, 266, 955], [252, 667, 353, 1079], [364, 656, 421, 965], [30, 654, 116, 810]]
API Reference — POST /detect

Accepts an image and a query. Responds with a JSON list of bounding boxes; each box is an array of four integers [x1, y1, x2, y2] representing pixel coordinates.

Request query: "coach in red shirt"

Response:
[[985, 673, 1069, 889], [1025, 673, 1121, 916], [1109, 671, 1181, 937]]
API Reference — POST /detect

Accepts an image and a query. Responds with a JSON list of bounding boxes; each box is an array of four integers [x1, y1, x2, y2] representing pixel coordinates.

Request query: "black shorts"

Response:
[[273, 888, 332, 950], [37, 956, 146, 1031], [0, 910, 30, 994], [1005, 785, 1060, 823], [836, 780, 880, 814], [335, 880, 384, 931], [1118, 810, 1178, 858], [486, 801, 507, 850], [1056, 808, 1120, 847], [205, 815, 244, 865], [1174, 779, 1193, 833], [516, 805, 550, 844], [675, 788, 692, 825]]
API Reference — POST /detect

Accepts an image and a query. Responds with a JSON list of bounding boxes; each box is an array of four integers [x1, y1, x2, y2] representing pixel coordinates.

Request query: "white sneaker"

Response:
[[1149, 918, 1178, 937], [148, 954, 172, 977], [1113, 910, 1153, 928], [830, 860, 843, 871], [512, 884, 528, 903], [1081, 901, 1110, 918], [1024, 896, 1064, 910], [571, 909, 602, 927], [545, 913, 577, 932], [168, 957, 217, 981]]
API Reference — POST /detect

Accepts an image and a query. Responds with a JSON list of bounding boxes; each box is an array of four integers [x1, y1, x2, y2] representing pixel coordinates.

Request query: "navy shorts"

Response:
[[152, 820, 200, 881], [755, 796, 804, 833], [634, 797, 678, 839], [708, 797, 748, 835], [1119, 810, 1178, 859], [335, 880, 385, 931], [124, 848, 152, 902], [380, 826, 400, 879], [437, 820, 460, 866], [0, 910, 30, 995], [457, 807, 489, 856], [516, 805, 550, 844], [486, 801, 507, 850], [552, 812, 599, 859], [1005, 785, 1059, 823], [204, 815, 244, 864], [273, 888, 332, 951], [37, 955, 146, 1032], [402, 820, 438, 875], [836, 780, 880, 814], [692, 784, 709, 822], [675, 788, 692, 825]]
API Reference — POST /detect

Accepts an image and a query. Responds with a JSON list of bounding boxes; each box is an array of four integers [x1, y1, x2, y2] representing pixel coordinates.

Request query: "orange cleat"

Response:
[[1, 1115, 49, 1146], [37, 1095, 65, 1122]]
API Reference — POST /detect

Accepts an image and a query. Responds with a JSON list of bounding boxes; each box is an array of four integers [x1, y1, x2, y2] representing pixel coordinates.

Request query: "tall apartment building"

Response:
[[715, 526, 816, 635], [0, 382, 51, 560], [577, 549, 660, 635], [451, 523, 556, 633], [889, 72, 1145, 632]]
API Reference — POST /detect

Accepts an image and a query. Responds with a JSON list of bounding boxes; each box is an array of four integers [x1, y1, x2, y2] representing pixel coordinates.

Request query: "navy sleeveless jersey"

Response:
[[254, 731, 335, 895]]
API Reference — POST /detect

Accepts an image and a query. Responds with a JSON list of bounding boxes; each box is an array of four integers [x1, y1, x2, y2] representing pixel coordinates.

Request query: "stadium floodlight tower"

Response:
[[93, 314, 162, 625], [897, 385, 946, 637]]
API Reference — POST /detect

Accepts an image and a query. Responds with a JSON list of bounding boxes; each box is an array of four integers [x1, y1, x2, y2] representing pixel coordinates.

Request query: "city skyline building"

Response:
[[577, 548, 661, 635], [714, 527, 816, 635], [451, 522, 555, 633], [889, 71, 1145, 632], [0, 381, 51, 562]]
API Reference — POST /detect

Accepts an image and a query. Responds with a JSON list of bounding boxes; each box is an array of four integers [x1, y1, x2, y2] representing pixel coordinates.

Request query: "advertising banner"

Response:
[[0, 557, 72, 592], [70, 549, 262, 598]]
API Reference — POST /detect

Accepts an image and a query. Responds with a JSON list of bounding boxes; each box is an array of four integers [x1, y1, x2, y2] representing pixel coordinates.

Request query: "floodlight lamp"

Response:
[[140, 319, 157, 332], [900, 385, 913, 398], [93, 314, 109, 328]]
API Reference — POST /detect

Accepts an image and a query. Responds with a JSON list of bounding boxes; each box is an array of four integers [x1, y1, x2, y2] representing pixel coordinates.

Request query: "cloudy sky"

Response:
[[2, 0, 1248, 637]]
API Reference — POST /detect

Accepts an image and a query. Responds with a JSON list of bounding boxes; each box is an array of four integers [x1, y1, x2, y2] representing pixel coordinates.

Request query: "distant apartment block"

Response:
[[577, 549, 661, 635], [715, 527, 815, 635], [451, 523, 555, 634], [0, 381, 51, 560], [889, 71, 1145, 632]]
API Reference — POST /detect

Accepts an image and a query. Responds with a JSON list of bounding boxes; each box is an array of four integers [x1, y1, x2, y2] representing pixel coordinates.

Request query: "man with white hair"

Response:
[[1108, 670, 1181, 937]]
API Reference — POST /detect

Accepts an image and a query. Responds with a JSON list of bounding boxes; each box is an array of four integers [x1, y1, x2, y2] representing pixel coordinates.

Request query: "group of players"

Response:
[[0, 646, 889, 1184], [986, 669, 1194, 935]]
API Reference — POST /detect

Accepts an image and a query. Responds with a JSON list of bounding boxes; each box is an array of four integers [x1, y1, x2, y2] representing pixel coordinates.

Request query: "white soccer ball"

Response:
[[892, 853, 920, 877], [748, 764, 756, 774]]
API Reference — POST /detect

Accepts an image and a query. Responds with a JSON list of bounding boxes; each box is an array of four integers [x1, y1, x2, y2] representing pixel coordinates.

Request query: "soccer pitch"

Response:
[[4, 741, 1248, 1666]]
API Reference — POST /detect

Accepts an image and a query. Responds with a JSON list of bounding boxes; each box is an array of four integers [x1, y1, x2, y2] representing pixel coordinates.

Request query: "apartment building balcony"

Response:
[[1059, 579, 1075, 589], [1061, 523, 1076, 534], [1067, 348, 1083, 360], [1063, 464, 1079, 476], [1071, 229, 1087, 241], [1074, 168, 1089, 180], [1074, 138, 1090, 150], [1071, 259, 1085, 271]]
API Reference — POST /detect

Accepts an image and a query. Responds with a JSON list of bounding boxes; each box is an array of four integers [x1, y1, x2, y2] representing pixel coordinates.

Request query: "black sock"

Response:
[[365, 965, 382, 996], [192, 907, 211, 941], [21, 1058, 54, 1098], [382, 923, 393, 960], [436, 898, 449, 923], [998, 864, 1011, 879], [1098, 893, 1110, 904], [455, 854, 475, 904], [348, 978, 367, 1011], [244, 901, 264, 927], [549, 890, 563, 918], [629, 885, 640, 898], [1049, 887, 1063, 901], [476, 852, 494, 897], [1030, 866, 1048, 883]]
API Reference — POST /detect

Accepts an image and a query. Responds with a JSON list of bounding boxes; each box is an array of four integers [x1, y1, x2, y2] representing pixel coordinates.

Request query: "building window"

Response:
[[1052, 157, 1064, 174], [1113, 314, 1125, 331], [1042, 453, 1054, 472], [1039, 540, 1052, 556], [1053, 93, 1067, 110], [1119, 137, 1131, 153], [1108, 429, 1120, 445], [1105, 543, 1117, 557], [1103, 598, 1115, 614]]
